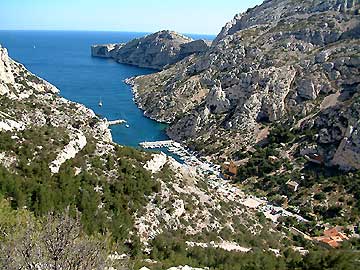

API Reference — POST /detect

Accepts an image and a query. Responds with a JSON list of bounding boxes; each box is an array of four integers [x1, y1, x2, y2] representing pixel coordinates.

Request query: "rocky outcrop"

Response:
[[0, 45, 59, 98], [91, 43, 119, 58], [49, 129, 87, 173], [301, 96, 360, 170], [129, 0, 360, 169], [91, 30, 210, 70], [0, 45, 113, 172]]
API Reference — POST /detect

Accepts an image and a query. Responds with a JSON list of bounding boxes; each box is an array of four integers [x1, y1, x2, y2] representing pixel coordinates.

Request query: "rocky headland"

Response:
[[91, 30, 211, 70]]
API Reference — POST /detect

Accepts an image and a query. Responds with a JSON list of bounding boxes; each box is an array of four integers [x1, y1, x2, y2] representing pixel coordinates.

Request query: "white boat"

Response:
[[98, 98, 103, 107], [125, 124, 130, 128]]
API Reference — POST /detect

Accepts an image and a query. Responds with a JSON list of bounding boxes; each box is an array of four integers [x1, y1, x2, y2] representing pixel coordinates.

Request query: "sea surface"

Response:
[[0, 30, 214, 152]]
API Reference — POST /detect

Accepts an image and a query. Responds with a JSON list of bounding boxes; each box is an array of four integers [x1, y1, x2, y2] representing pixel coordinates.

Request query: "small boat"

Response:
[[125, 124, 130, 128], [98, 97, 103, 107], [33, 45, 36, 49]]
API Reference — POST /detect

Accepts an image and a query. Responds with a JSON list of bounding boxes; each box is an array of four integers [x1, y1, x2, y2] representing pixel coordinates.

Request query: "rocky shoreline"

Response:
[[0, 45, 115, 171], [124, 77, 173, 124]]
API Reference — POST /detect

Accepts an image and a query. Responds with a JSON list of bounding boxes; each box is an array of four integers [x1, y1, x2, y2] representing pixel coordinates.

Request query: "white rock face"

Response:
[[167, 265, 206, 270], [0, 119, 25, 131], [297, 79, 319, 100], [205, 81, 231, 114], [0, 152, 17, 168], [186, 240, 251, 253], [49, 130, 87, 174], [0, 46, 116, 177], [144, 152, 168, 173], [0, 47, 15, 85], [332, 125, 360, 170], [0, 46, 59, 100]]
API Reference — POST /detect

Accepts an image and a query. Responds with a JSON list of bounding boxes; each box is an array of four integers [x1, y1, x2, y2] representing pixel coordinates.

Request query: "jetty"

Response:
[[107, 119, 126, 126], [139, 140, 221, 177], [139, 140, 174, 149]]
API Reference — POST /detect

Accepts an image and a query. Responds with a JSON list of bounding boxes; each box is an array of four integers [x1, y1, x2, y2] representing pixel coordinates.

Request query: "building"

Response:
[[281, 195, 288, 208], [305, 153, 324, 165], [323, 227, 349, 241], [222, 160, 238, 180], [286, 180, 299, 192], [268, 156, 278, 163], [314, 227, 349, 248]]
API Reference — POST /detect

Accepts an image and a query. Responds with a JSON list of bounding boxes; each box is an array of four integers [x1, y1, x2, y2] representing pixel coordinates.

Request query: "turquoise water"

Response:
[[0, 30, 214, 150]]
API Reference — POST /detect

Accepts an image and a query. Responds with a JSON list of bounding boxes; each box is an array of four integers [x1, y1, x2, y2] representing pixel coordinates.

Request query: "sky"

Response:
[[0, 0, 263, 35]]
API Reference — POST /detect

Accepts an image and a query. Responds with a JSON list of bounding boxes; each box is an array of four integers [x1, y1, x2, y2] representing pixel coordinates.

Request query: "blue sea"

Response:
[[0, 30, 214, 152]]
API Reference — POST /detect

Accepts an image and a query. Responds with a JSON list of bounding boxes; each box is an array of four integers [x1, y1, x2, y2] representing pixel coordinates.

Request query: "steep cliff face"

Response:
[[91, 30, 210, 70], [91, 43, 119, 58], [0, 46, 112, 143], [303, 96, 360, 170], [130, 0, 360, 169]]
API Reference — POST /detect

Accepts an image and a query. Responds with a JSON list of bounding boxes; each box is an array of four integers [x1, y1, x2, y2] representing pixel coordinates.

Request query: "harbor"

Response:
[[139, 140, 221, 176], [140, 139, 309, 225]]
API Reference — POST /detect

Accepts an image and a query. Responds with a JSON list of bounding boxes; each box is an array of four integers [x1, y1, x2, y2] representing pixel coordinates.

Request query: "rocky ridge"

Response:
[[129, 0, 360, 170], [91, 30, 210, 70]]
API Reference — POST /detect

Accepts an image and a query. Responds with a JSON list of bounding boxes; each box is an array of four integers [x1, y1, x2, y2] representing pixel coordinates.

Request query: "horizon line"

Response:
[[0, 29, 217, 37]]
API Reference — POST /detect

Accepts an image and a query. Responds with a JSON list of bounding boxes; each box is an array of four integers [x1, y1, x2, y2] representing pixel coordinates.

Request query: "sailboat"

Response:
[[98, 97, 103, 107]]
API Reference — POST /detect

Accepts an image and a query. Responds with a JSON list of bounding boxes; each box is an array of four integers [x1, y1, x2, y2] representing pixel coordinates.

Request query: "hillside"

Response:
[[129, 0, 360, 171], [125, 0, 360, 253], [2, 40, 359, 269], [0, 45, 300, 269], [1, 0, 360, 268]]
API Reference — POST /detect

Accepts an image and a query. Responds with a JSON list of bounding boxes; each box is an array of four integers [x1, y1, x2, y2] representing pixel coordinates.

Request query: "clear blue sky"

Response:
[[0, 0, 263, 35]]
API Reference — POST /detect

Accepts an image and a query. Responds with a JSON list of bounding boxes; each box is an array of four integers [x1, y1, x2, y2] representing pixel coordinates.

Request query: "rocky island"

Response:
[[91, 30, 210, 70]]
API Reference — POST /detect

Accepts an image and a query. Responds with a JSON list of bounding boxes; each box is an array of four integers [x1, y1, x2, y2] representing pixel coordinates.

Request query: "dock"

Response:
[[139, 140, 174, 149], [107, 119, 126, 126], [139, 140, 221, 177]]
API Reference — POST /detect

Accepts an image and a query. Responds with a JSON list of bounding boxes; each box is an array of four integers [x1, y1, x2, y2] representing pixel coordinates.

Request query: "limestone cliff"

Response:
[[91, 30, 210, 70], [130, 0, 360, 170], [0, 45, 112, 143], [91, 43, 120, 58]]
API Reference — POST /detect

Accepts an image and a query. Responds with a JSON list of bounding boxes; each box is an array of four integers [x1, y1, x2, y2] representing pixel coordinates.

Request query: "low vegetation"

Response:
[[141, 231, 360, 270], [0, 126, 159, 255], [233, 123, 360, 230]]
